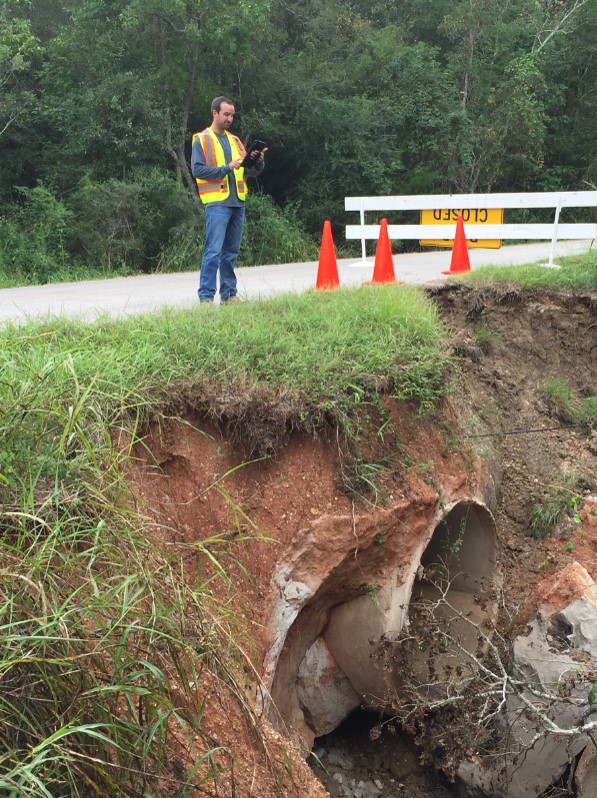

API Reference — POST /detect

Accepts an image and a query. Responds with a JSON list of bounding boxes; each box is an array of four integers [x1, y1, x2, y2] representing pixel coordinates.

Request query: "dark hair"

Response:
[[211, 96, 234, 113]]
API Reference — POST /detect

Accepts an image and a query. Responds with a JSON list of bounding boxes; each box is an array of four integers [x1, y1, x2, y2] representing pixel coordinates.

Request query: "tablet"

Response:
[[241, 140, 267, 168]]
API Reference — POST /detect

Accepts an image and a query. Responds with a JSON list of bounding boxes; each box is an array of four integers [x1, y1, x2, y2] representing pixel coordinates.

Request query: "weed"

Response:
[[531, 473, 584, 538], [445, 514, 467, 558], [417, 460, 434, 475], [364, 584, 379, 603], [441, 434, 460, 458], [375, 524, 389, 546], [585, 396, 597, 423], [400, 451, 415, 469], [474, 326, 499, 348], [539, 378, 595, 426]]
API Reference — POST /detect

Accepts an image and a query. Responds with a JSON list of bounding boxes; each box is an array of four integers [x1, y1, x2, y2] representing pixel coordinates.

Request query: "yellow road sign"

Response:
[[420, 208, 503, 249]]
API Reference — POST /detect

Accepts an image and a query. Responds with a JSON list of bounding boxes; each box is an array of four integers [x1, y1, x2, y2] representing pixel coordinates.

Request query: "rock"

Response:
[[327, 747, 354, 769], [456, 760, 495, 797], [575, 742, 597, 798], [537, 562, 597, 617], [348, 781, 381, 798], [297, 638, 361, 737], [458, 595, 597, 797], [556, 596, 597, 657]]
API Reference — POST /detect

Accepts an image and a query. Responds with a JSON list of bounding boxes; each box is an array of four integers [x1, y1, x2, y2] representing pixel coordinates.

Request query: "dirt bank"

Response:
[[128, 285, 597, 798], [429, 284, 597, 621]]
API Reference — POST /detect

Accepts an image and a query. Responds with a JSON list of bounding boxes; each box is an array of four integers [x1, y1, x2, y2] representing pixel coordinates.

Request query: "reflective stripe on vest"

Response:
[[193, 129, 247, 204]]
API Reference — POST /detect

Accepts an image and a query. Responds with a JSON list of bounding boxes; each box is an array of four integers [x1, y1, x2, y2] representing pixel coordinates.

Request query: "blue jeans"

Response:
[[198, 204, 245, 302]]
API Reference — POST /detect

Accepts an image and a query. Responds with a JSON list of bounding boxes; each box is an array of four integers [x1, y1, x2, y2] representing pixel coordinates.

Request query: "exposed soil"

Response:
[[430, 284, 597, 622], [128, 284, 597, 798]]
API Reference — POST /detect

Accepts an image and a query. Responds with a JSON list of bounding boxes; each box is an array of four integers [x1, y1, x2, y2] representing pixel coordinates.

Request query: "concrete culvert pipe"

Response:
[[395, 501, 499, 701], [265, 500, 498, 745]]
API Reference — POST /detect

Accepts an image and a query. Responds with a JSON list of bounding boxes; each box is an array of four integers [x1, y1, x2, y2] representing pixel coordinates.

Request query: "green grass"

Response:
[[539, 378, 597, 426], [0, 284, 451, 795], [0, 442, 256, 795], [0, 261, 137, 288], [0, 286, 450, 468], [456, 248, 597, 290], [531, 473, 583, 539]]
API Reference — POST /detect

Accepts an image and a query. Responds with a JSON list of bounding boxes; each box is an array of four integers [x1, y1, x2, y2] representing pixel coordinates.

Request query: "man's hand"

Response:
[[228, 158, 243, 170]]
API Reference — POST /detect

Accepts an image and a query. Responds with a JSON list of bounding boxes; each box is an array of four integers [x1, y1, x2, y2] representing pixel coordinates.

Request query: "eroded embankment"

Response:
[[128, 286, 597, 798], [127, 390, 501, 786]]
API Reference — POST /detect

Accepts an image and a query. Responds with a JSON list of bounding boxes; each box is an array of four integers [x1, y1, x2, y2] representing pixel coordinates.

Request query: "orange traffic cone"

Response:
[[316, 220, 340, 290], [442, 215, 471, 275], [365, 218, 401, 285]]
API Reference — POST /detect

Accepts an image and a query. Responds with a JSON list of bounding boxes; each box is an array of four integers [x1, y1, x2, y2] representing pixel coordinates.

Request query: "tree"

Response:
[[0, 1, 38, 139], [246, 0, 467, 233], [0, 1, 40, 196], [539, 0, 597, 188], [2, 0, 596, 279], [38, 0, 271, 193], [439, 0, 593, 191]]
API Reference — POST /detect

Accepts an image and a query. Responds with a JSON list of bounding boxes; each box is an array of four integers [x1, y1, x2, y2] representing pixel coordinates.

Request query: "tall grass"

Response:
[[0, 476, 253, 795], [530, 473, 584, 539], [0, 285, 451, 794], [0, 349, 258, 795]]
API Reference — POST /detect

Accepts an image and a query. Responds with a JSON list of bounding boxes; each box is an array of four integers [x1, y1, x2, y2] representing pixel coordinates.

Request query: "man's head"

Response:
[[211, 96, 235, 133]]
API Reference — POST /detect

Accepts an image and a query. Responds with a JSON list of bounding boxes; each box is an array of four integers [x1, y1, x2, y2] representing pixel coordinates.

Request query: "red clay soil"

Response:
[[126, 285, 597, 798]]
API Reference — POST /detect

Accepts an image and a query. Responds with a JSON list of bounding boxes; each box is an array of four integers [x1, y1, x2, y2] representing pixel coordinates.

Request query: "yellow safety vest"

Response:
[[192, 129, 248, 204]]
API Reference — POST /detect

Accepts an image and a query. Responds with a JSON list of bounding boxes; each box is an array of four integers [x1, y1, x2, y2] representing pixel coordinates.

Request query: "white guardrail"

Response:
[[345, 191, 597, 268]]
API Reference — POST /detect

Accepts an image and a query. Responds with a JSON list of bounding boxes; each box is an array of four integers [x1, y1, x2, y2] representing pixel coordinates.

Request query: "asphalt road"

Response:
[[0, 239, 592, 325]]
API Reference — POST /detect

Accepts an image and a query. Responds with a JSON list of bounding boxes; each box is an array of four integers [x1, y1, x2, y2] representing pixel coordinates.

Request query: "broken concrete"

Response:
[[297, 637, 361, 737], [457, 564, 597, 797], [264, 495, 499, 753]]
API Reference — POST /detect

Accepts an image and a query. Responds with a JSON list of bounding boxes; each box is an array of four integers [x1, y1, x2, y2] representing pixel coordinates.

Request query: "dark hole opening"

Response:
[[309, 708, 457, 798], [548, 614, 575, 651]]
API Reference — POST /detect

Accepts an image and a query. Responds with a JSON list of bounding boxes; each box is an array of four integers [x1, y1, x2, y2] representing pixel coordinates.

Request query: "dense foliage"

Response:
[[0, 0, 595, 283]]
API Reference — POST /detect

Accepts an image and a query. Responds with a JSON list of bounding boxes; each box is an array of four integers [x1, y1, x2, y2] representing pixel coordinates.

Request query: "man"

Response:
[[191, 96, 266, 304]]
